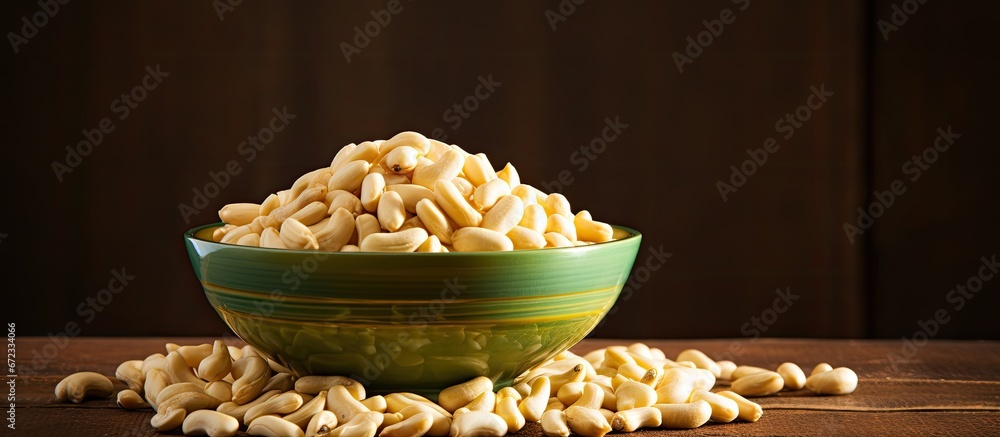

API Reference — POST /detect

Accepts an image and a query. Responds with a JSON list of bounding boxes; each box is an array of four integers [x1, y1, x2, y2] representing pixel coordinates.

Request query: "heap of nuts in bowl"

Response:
[[55, 341, 858, 436], [213, 131, 616, 252]]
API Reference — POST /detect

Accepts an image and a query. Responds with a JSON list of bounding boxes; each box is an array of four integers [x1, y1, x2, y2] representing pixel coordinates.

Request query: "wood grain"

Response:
[[9, 337, 999, 435]]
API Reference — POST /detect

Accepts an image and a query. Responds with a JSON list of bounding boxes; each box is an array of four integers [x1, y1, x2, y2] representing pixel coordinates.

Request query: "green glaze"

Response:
[[184, 223, 641, 396]]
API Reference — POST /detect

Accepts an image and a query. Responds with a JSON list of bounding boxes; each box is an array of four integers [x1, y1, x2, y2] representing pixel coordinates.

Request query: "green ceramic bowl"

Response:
[[184, 223, 641, 396]]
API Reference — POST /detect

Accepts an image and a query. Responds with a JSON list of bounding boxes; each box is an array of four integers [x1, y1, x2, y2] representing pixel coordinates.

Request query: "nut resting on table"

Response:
[[55, 341, 859, 436], [213, 131, 617, 252]]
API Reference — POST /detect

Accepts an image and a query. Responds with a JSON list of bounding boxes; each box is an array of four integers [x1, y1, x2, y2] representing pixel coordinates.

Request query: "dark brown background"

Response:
[[2, 1, 997, 340]]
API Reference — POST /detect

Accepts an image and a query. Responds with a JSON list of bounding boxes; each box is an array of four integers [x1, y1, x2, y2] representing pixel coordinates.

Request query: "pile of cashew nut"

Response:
[[213, 131, 616, 252], [55, 341, 858, 436]]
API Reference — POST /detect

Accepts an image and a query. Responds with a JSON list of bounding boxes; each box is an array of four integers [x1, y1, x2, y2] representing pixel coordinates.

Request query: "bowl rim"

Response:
[[185, 222, 641, 256]]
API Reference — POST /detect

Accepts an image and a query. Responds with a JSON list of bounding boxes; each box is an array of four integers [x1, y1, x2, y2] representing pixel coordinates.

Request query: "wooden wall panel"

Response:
[[869, 0, 1000, 339], [11, 0, 992, 341]]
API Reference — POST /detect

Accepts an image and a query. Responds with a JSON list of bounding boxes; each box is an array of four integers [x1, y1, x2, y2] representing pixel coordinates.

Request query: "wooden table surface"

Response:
[[9, 338, 1000, 436]]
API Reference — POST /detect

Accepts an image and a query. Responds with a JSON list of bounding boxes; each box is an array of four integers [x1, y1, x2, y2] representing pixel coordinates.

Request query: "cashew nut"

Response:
[[555, 382, 585, 406], [213, 224, 237, 242], [544, 232, 573, 248], [247, 415, 305, 437], [690, 390, 738, 423], [716, 360, 737, 381], [205, 381, 234, 403], [54, 371, 114, 403], [259, 193, 281, 216], [306, 410, 339, 437], [332, 141, 379, 174], [652, 400, 712, 429], [777, 362, 807, 390], [461, 154, 497, 187], [462, 390, 495, 412], [218, 389, 282, 423], [262, 373, 296, 393], [166, 350, 205, 386], [385, 392, 450, 417], [598, 408, 615, 424], [280, 217, 321, 249], [675, 349, 722, 378], [197, 340, 233, 383], [380, 412, 405, 433], [144, 369, 170, 409], [662, 367, 715, 392], [438, 376, 493, 413], [377, 190, 407, 232], [380, 411, 433, 437], [326, 384, 371, 425], [451, 177, 475, 199], [569, 383, 605, 410], [540, 410, 570, 437], [411, 197, 456, 245], [496, 162, 519, 189], [716, 390, 763, 422], [361, 173, 386, 213], [473, 180, 511, 212], [387, 184, 436, 214], [141, 353, 167, 376], [512, 203, 545, 235], [731, 365, 770, 380], [731, 371, 784, 397], [220, 225, 253, 245], [235, 232, 261, 247], [158, 391, 223, 416], [176, 343, 214, 368], [182, 409, 240, 437], [115, 360, 145, 393], [232, 356, 271, 404], [261, 227, 288, 248], [267, 184, 328, 223], [291, 201, 329, 226], [805, 367, 858, 395], [545, 397, 566, 412], [616, 362, 648, 382], [611, 406, 662, 432], [156, 382, 207, 408], [241, 345, 261, 359], [811, 362, 834, 376], [511, 184, 544, 207], [449, 410, 507, 437], [545, 214, 577, 242], [433, 179, 482, 228], [283, 390, 327, 429], [314, 208, 356, 251], [517, 375, 549, 422], [117, 389, 150, 410], [150, 407, 186, 431], [615, 380, 657, 411], [539, 363, 585, 396], [564, 405, 612, 437], [359, 227, 428, 252], [399, 403, 452, 437], [295, 376, 366, 400], [506, 226, 546, 250], [328, 160, 369, 193], [412, 149, 464, 189], [574, 213, 613, 243], [360, 395, 387, 413], [325, 411, 383, 437], [542, 193, 572, 219], [244, 391, 303, 424], [494, 395, 525, 433], [480, 195, 523, 235]]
